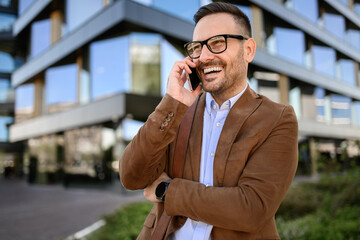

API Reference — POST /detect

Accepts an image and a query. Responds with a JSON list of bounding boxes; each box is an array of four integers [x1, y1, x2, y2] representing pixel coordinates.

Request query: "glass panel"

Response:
[[65, 0, 103, 33], [0, 0, 11, 7], [331, 94, 351, 125], [274, 27, 305, 65], [18, 0, 35, 15], [131, 0, 152, 6], [0, 79, 10, 103], [323, 13, 345, 40], [338, 59, 356, 86], [289, 87, 301, 119], [161, 39, 184, 96], [0, 51, 15, 73], [315, 87, 325, 122], [312, 45, 336, 78], [15, 84, 34, 110], [355, 4, 360, 16], [153, 0, 200, 22], [0, 13, 16, 32], [0, 116, 13, 142], [291, 0, 318, 23], [90, 36, 130, 100], [339, 0, 348, 6], [130, 33, 161, 95], [45, 64, 77, 112], [237, 5, 252, 23], [352, 101, 360, 126], [346, 29, 360, 50], [30, 19, 51, 58]]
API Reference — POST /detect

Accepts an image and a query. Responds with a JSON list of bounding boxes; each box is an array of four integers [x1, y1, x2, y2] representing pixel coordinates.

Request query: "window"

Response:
[[312, 45, 336, 78], [0, 116, 13, 142], [0, 79, 10, 103], [323, 13, 345, 40], [45, 64, 77, 111], [237, 5, 252, 24], [15, 84, 34, 110], [339, 0, 348, 6], [131, 33, 161, 95], [274, 27, 305, 65], [0, 13, 16, 32], [347, 29, 360, 50], [355, 4, 360, 16], [0, 0, 11, 7], [0, 51, 15, 73], [90, 36, 130, 100], [161, 39, 184, 96], [153, 0, 200, 22], [352, 101, 360, 126], [65, 0, 103, 33], [290, 0, 318, 23], [337, 59, 356, 86], [30, 19, 51, 58], [315, 87, 325, 122], [331, 94, 351, 125], [18, 0, 35, 15]]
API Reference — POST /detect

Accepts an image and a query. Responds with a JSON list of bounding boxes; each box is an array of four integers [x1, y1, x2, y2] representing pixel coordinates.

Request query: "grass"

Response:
[[87, 170, 360, 240]]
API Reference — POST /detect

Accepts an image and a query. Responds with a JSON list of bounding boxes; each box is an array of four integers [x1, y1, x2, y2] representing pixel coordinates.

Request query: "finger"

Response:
[[185, 58, 196, 68]]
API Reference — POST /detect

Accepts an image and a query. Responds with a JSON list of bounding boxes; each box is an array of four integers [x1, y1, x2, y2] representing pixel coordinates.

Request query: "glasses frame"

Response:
[[184, 34, 249, 59]]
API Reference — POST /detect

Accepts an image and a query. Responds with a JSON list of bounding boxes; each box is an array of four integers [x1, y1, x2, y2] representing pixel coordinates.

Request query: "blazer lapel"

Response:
[[213, 87, 262, 186], [186, 93, 206, 182]]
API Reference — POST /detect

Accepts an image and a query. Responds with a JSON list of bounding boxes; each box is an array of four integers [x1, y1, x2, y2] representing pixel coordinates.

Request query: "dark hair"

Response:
[[193, 2, 252, 38]]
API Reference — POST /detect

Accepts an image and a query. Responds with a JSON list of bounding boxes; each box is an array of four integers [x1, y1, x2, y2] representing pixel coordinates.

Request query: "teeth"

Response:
[[204, 67, 223, 74]]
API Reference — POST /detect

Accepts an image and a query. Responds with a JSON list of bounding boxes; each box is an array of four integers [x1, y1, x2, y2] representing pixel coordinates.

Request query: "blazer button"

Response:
[[162, 122, 168, 127], [168, 112, 174, 118]]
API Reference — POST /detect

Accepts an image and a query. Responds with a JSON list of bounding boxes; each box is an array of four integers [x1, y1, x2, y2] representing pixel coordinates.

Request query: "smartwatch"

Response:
[[155, 179, 172, 202]]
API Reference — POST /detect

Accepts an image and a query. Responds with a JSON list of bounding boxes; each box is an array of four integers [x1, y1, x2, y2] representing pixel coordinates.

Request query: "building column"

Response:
[[251, 5, 264, 49], [50, 10, 63, 45], [33, 77, 44, 117], [309, 138, 319, 178], [103, 0, 111, 7], [278, 74, 289, 105], [348, 0, 354, 9]]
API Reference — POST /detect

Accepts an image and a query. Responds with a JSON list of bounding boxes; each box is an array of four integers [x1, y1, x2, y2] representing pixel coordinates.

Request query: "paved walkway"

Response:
[[0, 177, 145, 240]]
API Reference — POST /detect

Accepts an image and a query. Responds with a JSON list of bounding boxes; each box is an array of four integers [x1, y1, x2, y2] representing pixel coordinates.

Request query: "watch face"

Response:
[[156, 182, 166, 200]]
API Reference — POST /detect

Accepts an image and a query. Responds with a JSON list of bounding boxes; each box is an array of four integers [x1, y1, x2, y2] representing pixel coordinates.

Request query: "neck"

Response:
[[211, 82, 247, 107]]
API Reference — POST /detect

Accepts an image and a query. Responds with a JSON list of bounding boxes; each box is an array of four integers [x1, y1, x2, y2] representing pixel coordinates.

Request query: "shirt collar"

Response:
[[205, 83, 248, 114]]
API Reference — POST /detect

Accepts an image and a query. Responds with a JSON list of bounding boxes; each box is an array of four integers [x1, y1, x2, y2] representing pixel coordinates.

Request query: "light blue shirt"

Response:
[[170, 85, 247, 240]]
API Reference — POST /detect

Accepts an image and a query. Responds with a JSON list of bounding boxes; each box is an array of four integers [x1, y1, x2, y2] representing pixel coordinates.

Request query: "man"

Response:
[[120, 2, 298, 240]]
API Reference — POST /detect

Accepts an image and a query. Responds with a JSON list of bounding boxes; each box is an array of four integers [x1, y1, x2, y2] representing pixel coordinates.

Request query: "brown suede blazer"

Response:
[[120, 87, 298, 240]]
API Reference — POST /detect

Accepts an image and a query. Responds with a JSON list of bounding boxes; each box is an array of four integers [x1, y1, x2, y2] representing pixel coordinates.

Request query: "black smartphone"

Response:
[[188, 67, 201, 91]]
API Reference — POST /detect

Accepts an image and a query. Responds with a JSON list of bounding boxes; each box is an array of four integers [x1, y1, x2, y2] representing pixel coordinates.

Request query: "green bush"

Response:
[[87, 201, 152, 240]]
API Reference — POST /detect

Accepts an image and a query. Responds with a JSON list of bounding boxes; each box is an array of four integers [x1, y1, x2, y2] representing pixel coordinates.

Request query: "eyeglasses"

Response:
[[184, 34, 249, 59]]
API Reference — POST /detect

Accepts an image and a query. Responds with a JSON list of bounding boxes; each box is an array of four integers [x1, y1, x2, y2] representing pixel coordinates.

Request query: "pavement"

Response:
[[0, 177, 145, 240]]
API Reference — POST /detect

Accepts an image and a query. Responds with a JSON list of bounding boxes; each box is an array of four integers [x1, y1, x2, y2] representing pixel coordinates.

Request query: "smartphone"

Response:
[[188, 67, 201, 91]]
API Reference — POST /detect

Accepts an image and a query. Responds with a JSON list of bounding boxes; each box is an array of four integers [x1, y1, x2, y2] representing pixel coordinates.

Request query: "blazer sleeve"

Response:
[[164, 105, 298, 233], [119, 94, 188, 190]]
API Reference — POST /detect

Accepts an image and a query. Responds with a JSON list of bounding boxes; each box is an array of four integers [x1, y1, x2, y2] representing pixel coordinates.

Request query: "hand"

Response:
[[143, 172, 171, 203], [167, 57, 202, 107]]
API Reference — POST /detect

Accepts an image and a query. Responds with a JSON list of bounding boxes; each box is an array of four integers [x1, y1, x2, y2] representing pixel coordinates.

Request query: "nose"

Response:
[[199, 44, 215, 63]]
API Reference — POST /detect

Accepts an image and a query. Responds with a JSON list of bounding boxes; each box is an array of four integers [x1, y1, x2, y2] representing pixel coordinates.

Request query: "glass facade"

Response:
[[337, 59, 356, 86], [130, 33, 161, 95], [331, 94, 351, 125], [15, 84, 34, 110], [152, 0, 200, 22], [0, 51, 15, 73], [0, 79, 10, 103], [312, 45, 336, 78], [290, 0, 318, 23], [90, 36, 130, 100], [323, 13, 345, 40], [18, 0, 35, 15], [347, 29, 360, 50], [30, 19, 51, 59], [274, 27, 305, 65], [0, 13, 16, 32], [355, 4, 360, 16], [315, 87, 325, 122], [65, 0, 103, 34], [0, 0, 11, 7], [45, 64, 77, 112], [0, 116, 13, 142]]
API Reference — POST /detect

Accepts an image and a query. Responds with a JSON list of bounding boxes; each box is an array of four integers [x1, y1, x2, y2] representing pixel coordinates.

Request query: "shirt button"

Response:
[[216, 122, 220, 127], [210, 153, 214, 157], [213, 105, 216, 110]]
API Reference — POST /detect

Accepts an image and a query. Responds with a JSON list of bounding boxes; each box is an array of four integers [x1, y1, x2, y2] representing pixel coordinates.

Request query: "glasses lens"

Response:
[[207, 35, 226, 53], [186, 42, 202, 58]]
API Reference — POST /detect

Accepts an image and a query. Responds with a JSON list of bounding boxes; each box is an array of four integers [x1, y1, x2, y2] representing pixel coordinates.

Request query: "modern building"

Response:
[[0, 0, 23, 178], [6, 0, 360, 184]]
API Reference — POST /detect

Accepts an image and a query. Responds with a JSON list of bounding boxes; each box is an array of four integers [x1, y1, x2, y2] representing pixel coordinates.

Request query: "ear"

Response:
[[244, 38, 256, 63]]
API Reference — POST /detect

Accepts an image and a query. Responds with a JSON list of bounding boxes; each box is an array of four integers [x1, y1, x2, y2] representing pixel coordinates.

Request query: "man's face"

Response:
[[192, 13, 250, 100]]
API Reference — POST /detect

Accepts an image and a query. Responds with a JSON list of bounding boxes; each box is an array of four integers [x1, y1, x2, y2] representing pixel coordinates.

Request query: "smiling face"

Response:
[[193, 13, 255, 104]]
